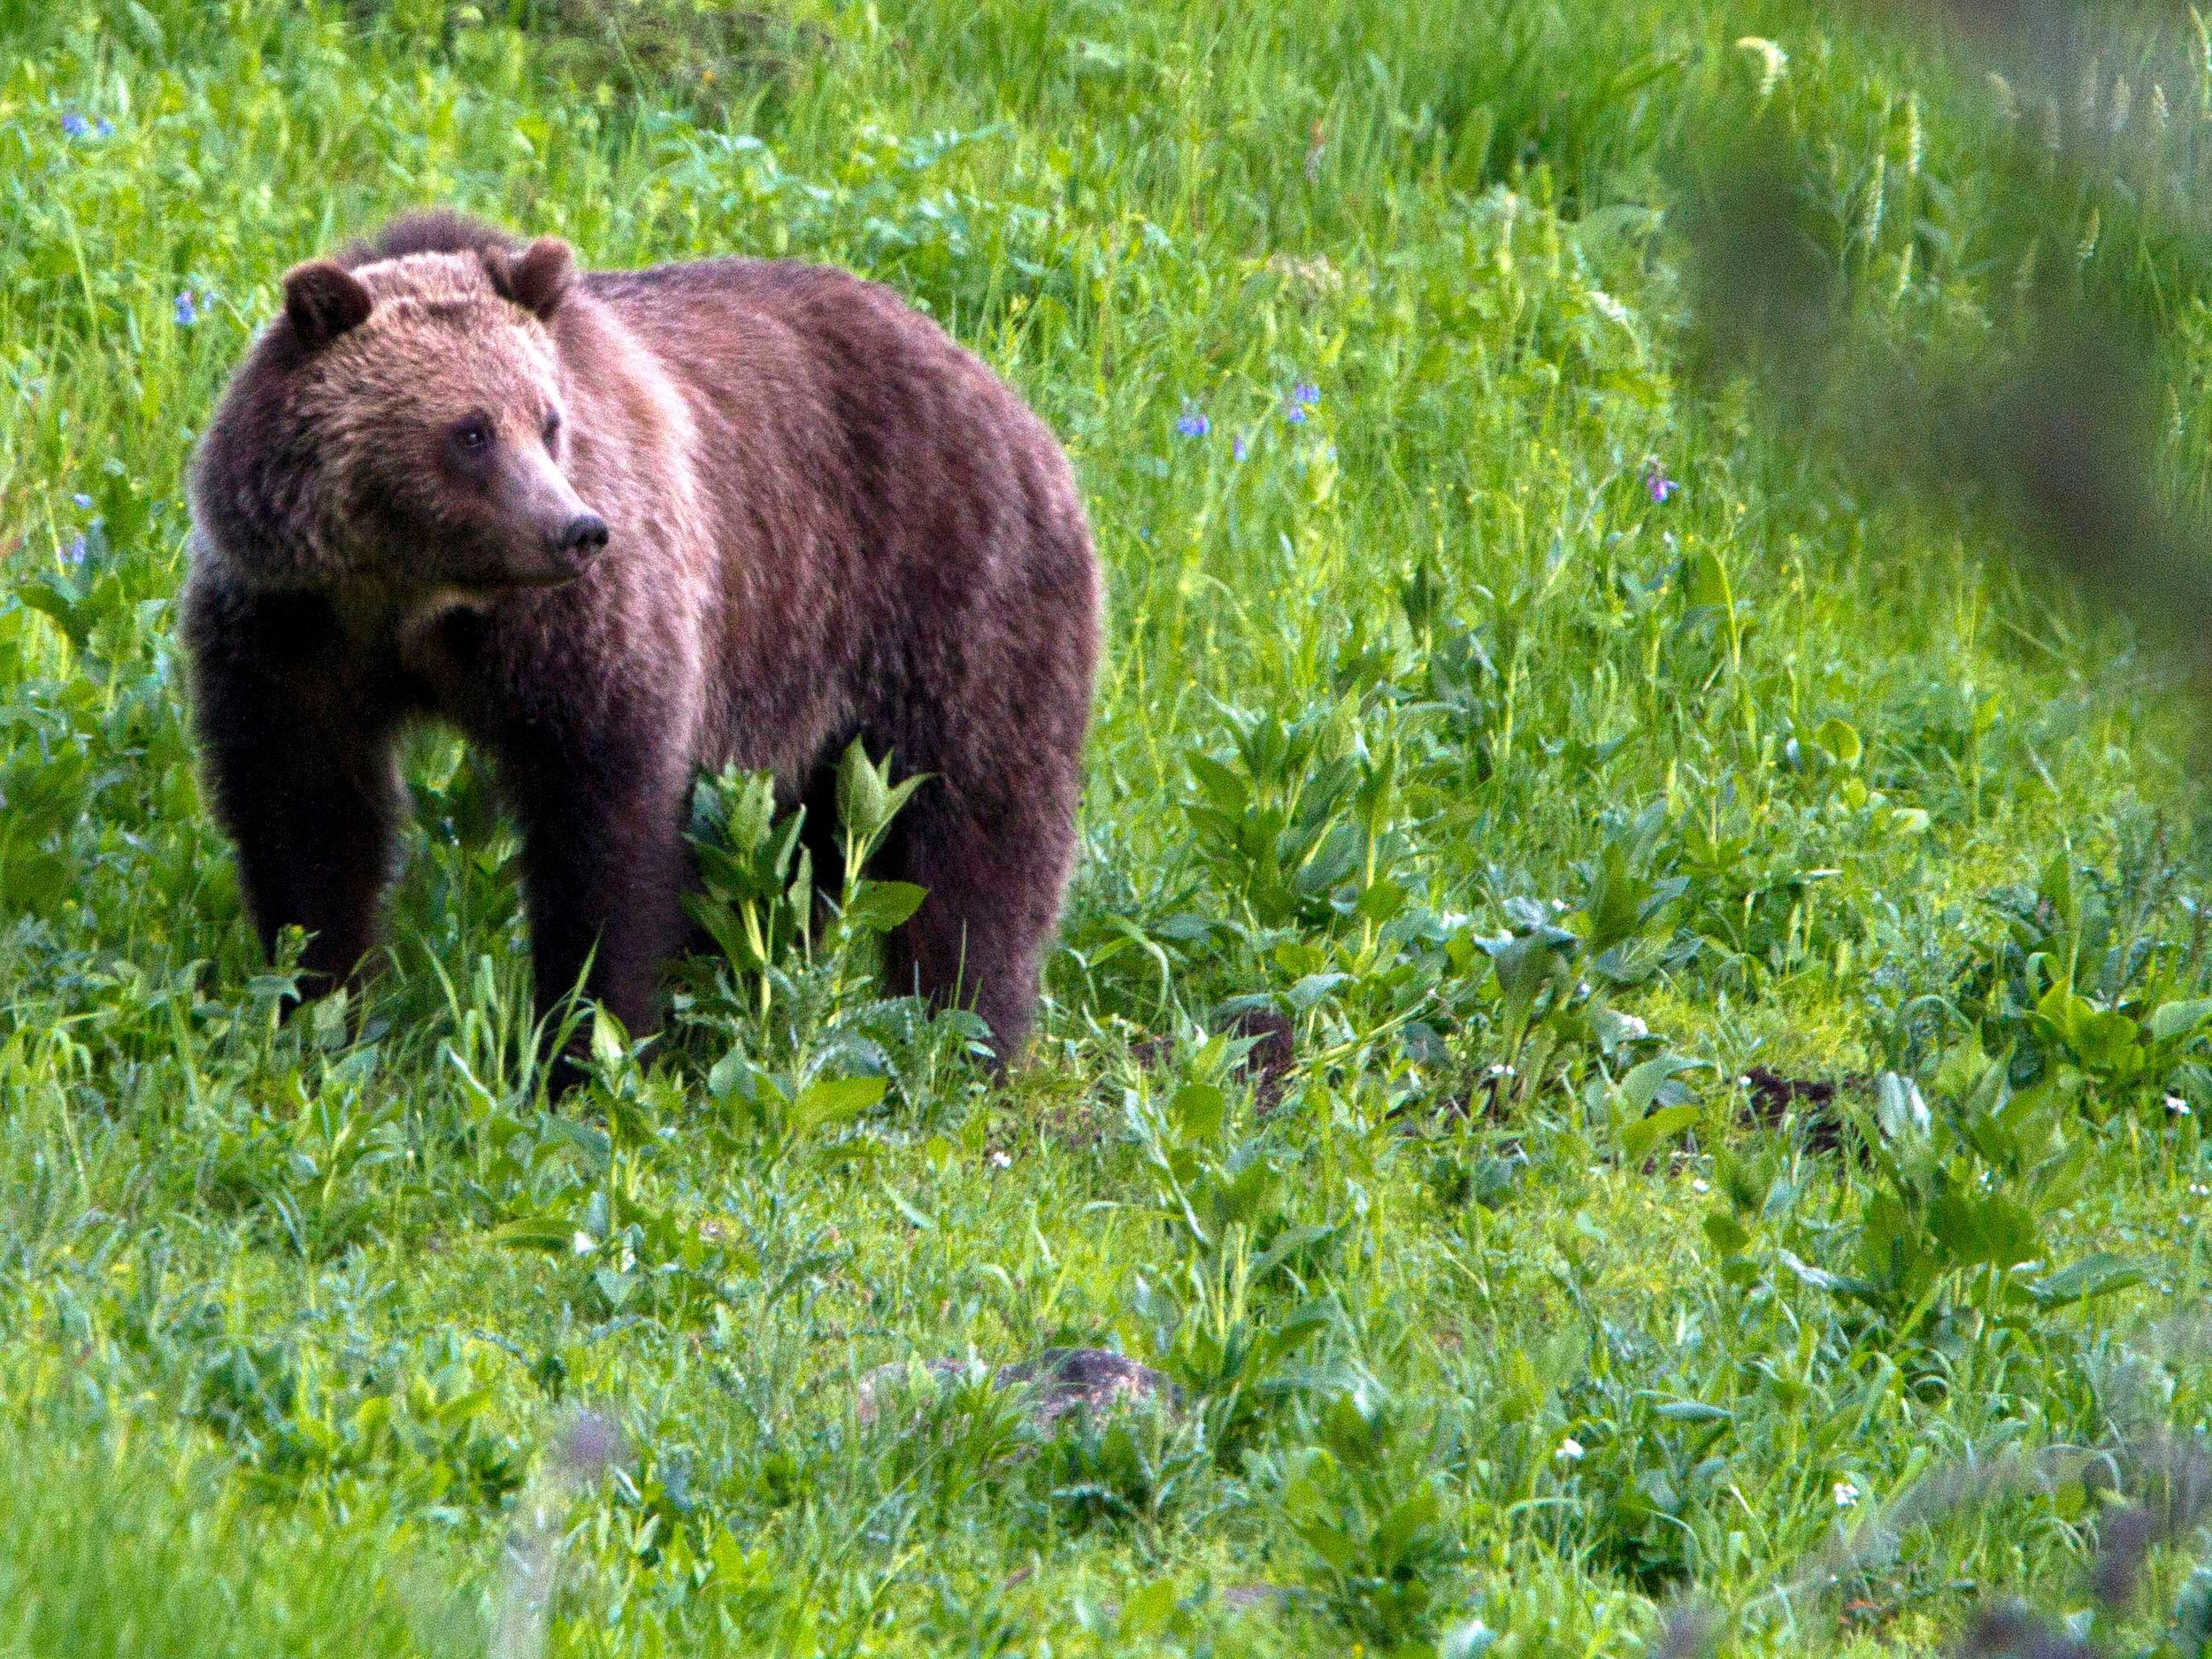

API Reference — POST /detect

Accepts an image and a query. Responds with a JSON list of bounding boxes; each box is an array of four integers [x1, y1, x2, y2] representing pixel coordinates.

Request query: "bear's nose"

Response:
[[555, 513, 610, 558]]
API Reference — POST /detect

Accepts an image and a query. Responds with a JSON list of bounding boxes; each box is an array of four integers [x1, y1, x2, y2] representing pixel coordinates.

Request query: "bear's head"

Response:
[[192, 236, 610, 595]]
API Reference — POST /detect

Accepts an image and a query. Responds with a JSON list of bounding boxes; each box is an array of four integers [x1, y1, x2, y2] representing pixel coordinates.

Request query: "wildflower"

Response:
[[1832, 1478, 1860, 1509], [1232, 433, 1248, 462], [1555, 1436, 1585, 1462], [96, 117, 113, 138], [2169, 1094, 2192, 1116], [1174, 406, 1209, 439], [174, 290, 201, 326], [1617, 1014, 1649, 1041], [987, 1149, 1012, 1170], [1691, 1178, 1710, 1194], [1641, 457, 1678, 504], [63, 534, 87, 566], [2193, 1183, 2212, 1199], [71, 493, 91, 511], [61, 111, 90, 140], [1292, 381, 1319, 408]]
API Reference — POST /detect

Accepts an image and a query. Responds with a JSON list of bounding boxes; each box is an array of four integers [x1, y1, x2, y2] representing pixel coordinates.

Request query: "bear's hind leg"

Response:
[[875, 778, 1077, 1063]]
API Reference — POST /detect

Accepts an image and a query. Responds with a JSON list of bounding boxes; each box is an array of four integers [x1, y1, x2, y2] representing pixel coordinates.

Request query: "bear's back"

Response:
[[581, 255, 1084, 588]]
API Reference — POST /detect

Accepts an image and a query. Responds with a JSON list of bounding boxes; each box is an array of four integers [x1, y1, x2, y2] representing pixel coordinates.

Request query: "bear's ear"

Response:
[[488, 237, 574, 322], [281, 261, 373, 351]]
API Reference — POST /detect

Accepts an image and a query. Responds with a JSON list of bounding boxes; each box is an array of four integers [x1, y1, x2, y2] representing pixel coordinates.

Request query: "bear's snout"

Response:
[[554, 512, 610, 561]]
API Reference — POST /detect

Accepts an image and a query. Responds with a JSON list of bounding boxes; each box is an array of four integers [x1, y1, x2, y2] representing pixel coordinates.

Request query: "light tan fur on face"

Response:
[[291, 256, 567, 580]]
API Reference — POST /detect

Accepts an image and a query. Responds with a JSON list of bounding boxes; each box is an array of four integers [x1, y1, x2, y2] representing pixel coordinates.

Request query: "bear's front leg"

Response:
[[495, 703, 693, 1062], [182, 585, 403, 1000]]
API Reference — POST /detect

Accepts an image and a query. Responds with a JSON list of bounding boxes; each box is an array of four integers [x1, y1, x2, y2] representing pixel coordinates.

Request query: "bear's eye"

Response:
[[541, 412, 562, 449], [450, 417, 494, 456]]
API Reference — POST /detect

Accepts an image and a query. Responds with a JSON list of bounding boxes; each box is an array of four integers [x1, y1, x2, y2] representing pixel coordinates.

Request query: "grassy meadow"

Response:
[[7, 0, 2212, 1652]]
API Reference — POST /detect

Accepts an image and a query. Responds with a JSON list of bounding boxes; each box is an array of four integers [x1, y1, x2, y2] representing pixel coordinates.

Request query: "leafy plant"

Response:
[[1718, 1054, 2145, 1363], [1183, 701, 1406, 934], [1261, 1380, 1464, 1648]]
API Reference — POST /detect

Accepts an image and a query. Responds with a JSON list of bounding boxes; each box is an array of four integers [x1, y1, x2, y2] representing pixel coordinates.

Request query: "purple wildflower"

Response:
[[1642, 458, 1678, 504], [63, 534, 87, 566], [1292, 381, 1320, 407], [1174, 408, 1210, 439], [61, 111, 90, 140], [1233, 433, 1249, 462], [174, 290, 200, 326], [96, 118, 113, 138], [71, 494, 91, 511]]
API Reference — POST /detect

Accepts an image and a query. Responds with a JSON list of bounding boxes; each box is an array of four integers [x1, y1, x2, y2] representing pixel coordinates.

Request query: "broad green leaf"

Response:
[[791, 1075, 887, 1135], [1813, 717, 1862, 766], [1780, 1250, 1883, 1303], [1618, 1053, 1702, 1117], [491, 1217, 574, 1253], [1656, 1400, 1732, 1424], [1168, 1083, 1225, 1143], [2149, 998, 2212, 1043], [1873, 1071, 1930, 1141], [836, 738, 891, 839], [2024, 1253, 2144, 1309], [1702, 1210, 1752, 1256], [1118, 1578, 1179, 1639], [842, 879, 927, 933], [1620, 1101, 1701, 1160]]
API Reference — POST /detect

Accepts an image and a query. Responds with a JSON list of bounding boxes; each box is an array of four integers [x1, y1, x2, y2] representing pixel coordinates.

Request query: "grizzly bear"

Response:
[[183, 211, 1100, 1071]]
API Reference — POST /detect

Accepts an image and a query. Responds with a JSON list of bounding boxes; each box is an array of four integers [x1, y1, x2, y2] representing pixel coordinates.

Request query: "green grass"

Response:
[[4, 0, 2212, 1653]]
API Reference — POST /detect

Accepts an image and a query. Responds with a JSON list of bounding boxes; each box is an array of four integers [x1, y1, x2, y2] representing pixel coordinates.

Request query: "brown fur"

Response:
[[183, 211, 1100, 1071]]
